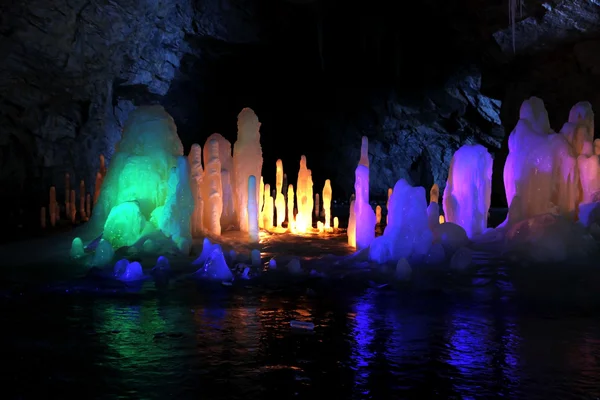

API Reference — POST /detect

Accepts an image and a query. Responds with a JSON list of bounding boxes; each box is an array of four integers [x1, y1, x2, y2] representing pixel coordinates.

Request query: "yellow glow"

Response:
[[439, 215, 445, 224], [333, 216, 339, 229]]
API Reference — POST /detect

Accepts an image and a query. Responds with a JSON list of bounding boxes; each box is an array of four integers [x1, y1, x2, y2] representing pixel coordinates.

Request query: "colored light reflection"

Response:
[[349, 292, 376, 392]]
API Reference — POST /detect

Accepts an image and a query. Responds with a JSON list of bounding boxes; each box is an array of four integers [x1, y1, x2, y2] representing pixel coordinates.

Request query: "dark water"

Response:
[[2, 265, 600, 400]]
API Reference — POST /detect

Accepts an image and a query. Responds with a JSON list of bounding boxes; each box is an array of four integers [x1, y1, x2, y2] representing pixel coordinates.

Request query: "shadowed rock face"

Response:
[[0, 0, 259, 222], [1, 0, 600, 235]]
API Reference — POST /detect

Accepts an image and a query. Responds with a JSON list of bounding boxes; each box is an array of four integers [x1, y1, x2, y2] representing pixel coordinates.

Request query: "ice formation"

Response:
[[233, 108, 263, 234], [251, 249, 261, 267], [359, 136, 369, 167], [504, 213, 596, 263], [347, 198, 356, 247], [197, 245, 233, 281], [204, 133, 235, 229], [103, 201, 146, 248], [295, 156, 313, 232], [203, 139, 223, 236], [287, 184, 295, 231], [259, 177, 265, 229], [322, 179, 332, 229], [263, 183, 274, 229], [275, 160, 286, 228], [502, 97, 579, 222], [152, 156, 194, 253], [369, 179, 432, 263], [286, 258, 302, 274], [91, 239, 114, 266], [248, 175, 259, 243], [188, 144, 204, 236], [70, 237, 85, 259], [427, 184, 441, 231], [386, 187, 392, 224], [354, 165, 376, 249], [450, 247, 473, 272], [114, 259, 145, 282], [395, 258, 412, 281], [443, 144, 493, 239], [89, 106, 192, 252], [315, 193, 320, 218]]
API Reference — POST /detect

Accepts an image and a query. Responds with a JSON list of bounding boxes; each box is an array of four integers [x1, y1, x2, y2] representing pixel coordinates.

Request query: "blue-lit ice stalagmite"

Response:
[[443, 144, 493, 239], [369, 179, 433, 263], [88, 106, 194, 254]]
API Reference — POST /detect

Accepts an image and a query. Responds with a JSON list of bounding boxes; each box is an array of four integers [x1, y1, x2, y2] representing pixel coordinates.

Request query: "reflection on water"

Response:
[[2, 285, 600, 399]]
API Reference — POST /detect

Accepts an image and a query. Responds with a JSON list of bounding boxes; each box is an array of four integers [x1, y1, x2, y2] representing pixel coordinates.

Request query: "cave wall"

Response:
[[1, 0, 600, 233], [0, 0, 260, 227]]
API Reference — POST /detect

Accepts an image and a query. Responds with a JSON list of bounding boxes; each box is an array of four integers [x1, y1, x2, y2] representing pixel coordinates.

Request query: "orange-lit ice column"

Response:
[[333, 216, 339, 229], [79, 180, 86, 220], [233, 108, 263, 233], [248, 175, 259, 243], [376, 205, 381, 225], [322, 179, 332, 229], [359, 136, 369, 167], [386, 187, 392, 224], [347, 196, 356, 248], [275, 160, 285, 228], [203, 133, 234, 229], [287, 184, 295, 232], [69, 190, 76, 222], [65, 173, 70, 219], [427, 183, 441, 231], [203, 139, 223, 236], [296, 156, 311, 232], [263, 184, 273, 230], [188, 143, 204, 236], [307, 172, 314, 228]]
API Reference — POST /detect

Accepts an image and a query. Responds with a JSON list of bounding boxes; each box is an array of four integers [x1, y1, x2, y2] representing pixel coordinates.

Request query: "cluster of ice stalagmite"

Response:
[[89, 106, 194, 253], [490, 97, 600, 262], [502, 97, 595, 224], [186, 109, 263, 242]]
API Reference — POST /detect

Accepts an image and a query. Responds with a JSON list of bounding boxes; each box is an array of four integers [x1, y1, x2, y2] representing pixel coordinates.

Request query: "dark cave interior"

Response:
[[1, 0, 600, 238]]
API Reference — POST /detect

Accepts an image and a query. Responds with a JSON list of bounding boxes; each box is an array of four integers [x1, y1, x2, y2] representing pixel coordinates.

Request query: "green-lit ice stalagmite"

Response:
[[88, 105, 193, 253]]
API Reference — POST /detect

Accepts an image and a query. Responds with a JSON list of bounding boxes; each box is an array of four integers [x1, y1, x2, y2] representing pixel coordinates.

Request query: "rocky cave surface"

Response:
[[0, 0, 599, 233]]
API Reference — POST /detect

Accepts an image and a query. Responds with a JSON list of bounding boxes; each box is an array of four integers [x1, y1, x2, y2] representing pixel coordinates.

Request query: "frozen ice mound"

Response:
[[113, 259, 146, 282], [194, 244, 233, 281], [504, 213, 597, 263], [369, 179, 432, 263]]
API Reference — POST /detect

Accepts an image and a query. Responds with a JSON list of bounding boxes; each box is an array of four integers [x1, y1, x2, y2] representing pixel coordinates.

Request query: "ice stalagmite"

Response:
[[275, 159, 285, 228], [287, 184, 295, 231], [443, 144, 493, 239], [233, 108, 263, 233], [188, 144, 204, 236], [203, 139, 223, 236], [369, 179, 432, 263], [248, 175, 259, 243], [296, 156, 312, 232], [354, 164, 376, 249], [322, 179, 332, 229], [204, 133, 234, 229]]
